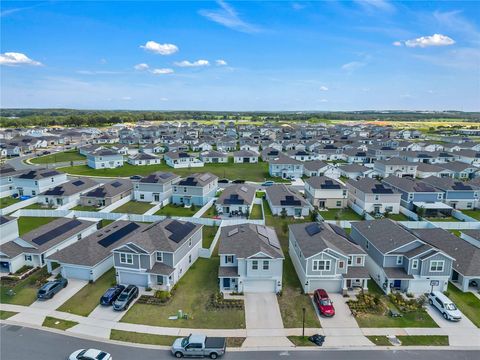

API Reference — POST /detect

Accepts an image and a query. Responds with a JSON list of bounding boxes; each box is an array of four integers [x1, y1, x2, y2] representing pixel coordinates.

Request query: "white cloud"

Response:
[[150, 68, 174, 75], [140, 41, 179, 55], [341, 61, 366, 72], [395, 34, 455, 48], [134, 63, 149, 71], [199, 1, 260, 33], [174, 59, 210, 67], [292, 2, 306, 11], [0, 52, 42, 66], [319, 86, 329, 91], [215, 59, 228, 66]]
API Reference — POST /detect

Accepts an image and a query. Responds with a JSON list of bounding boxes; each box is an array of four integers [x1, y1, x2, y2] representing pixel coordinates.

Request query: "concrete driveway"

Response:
[[244, 293, 283, 329], [30, 279, 88, 311], [88, 304, 125, 322], [426, 304, 476, 329]]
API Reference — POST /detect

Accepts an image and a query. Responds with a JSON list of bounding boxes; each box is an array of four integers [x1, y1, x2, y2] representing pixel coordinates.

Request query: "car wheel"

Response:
[[209, 353, 218, 359], [174, 352, 184, 358], [63, 283, 67, 288], [428, 299, 433, 305], [443, 313, 448, 320]]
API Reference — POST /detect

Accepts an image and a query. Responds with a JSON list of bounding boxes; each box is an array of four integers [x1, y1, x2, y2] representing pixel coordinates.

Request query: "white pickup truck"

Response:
[[171, 334, 226, 359]]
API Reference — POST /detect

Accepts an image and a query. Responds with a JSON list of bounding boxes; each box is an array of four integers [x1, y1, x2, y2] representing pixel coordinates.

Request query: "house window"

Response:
[[374, 195, 379, 201], [140, 194, 144, 200], [338, 261, 345, 269], [34, 181, 38, 185], [313, 260, 331, 271], [120, 253, 133, 265], [366, 241, 369, 249], [156, 252, 163, 262], [348, 256, 353, 265], [157, 275, 164, 285], [342, 190, 347, 196], [252, 260, 258, 270], [225, 255, 234, 263], [430, 260, 444, 272], [396, 256, 403, 265], [24, 255, 32, 261], [263, 260, 269, 270], [437, 193, 443, 200], [356, 257, 362, 265], [336, 201, 342, 207], [189, 254, 192, 263], [77, 234, 82, 240], [184, 187, 187, 192], [51, 178, 54, 182], [412, 259, 418, 270], [32, 190, 36, 196], [189, 239, 192, 247]]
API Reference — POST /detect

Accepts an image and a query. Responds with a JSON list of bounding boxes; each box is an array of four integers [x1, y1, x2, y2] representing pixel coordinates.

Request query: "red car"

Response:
[[314, 289, 335, 317]]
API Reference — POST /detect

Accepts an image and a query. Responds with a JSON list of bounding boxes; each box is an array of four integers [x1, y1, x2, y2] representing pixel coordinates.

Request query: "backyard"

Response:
[[447, 283, 480, 327], [71, 205, 100, 212], [57, 269, 115, 316], [319, 207, 363, 221], [249, 204, 263, 220], [112, 201, 154, 214], [17, 217, 58, 236], [202, 226, 218, 249], [30, 150, 85, 164], [155, 203, 197, 217], [120, 257, 245, 329], [460, 210, 480, 221], [0, 196, 20, 209], [0, 267, 49, 306]]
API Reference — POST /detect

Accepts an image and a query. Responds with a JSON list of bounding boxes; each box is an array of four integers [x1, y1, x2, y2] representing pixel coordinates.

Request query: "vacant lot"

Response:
[[112, 201, 154, 214], [30, 150, 85, 164]]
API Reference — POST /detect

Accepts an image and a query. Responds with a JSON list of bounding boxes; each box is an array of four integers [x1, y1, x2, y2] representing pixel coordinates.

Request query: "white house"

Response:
[[304, 176, 348, 209], [13, 169, 68, 197], [346, 178, 402, 215]]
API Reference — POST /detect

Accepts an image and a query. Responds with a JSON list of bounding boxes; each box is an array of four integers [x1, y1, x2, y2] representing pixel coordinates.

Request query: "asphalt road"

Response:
[[1, 324, 478, 360]]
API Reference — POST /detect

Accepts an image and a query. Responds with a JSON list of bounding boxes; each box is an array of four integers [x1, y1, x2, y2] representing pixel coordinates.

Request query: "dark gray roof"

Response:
[[217, 184, 255, 206], [41, 177, 98, 196], [352, 219, 418, 253], [304, 160, 329, 171], [382, 176, 439, 193], [219, 266, 239, 277], [305, 176, 345, 190], [421, 176, 479, 192], [338, 164, 369, 173], [375, 158, 417, 166], [269, 153, 302, 165], [265, 184, 308, 207], [347, 178, 398, 195], [384, 267, 414, 279], [149, 261, 175, 276], [17, 168, 63, 180], [289, 222, 364, 258], [82, 179, 132, 199], [219, 224, 284, 259], [177, 173, 218, 187], [342, 266, 370, 279], [461, 229, 480, 240], [438, 161, 478, 173], [139, 171, 180, 184], [233, 150, 259, 157]]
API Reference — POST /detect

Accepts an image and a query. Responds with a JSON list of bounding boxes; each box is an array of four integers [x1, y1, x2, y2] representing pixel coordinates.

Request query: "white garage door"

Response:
[[62, 266, 91, 281], [243, 280, 276, 293], [309, 279, 342, 293], [119, 271, 148, 287]]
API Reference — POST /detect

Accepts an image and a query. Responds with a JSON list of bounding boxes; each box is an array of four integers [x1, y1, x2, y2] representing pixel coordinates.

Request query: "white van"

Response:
[[428, 291, 462, 321]]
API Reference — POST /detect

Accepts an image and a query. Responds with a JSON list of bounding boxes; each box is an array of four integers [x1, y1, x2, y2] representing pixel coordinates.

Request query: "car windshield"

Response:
[[181, 337, 189, 347], [117, 293, 128, 301], [96, 352, 107, 359], [76, 350, 86, 358], [320, 299, 332, 306], [445, 303, 457, 311], [38, 290, 46, 294]]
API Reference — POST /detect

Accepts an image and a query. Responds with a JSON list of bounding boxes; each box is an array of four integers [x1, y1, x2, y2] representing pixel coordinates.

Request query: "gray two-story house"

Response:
[[421, 176, 479, 210], [133, 171, 180, 204], [268, 154, 304, 179], [171, 173, 218, 207]]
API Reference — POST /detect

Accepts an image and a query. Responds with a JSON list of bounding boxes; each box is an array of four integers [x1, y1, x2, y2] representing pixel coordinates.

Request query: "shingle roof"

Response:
[[305, 176, 345, 190], [265, 184, 308, 207], [217, 184, 255, 206], [41, 177, 98, 196]]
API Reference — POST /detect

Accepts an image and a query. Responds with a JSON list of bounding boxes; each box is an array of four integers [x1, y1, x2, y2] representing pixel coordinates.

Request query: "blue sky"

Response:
[[1, 1, 479, 111]]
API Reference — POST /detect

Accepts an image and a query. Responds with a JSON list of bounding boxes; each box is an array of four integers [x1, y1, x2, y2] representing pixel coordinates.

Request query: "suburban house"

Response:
[[112, 219, 203, 290], [127, 153, 161, 166], [303, 160, 339, 178], [218, 224, 284, 293], [0, 165, 23, 195], [199, 150, 228, 164], [416, 163, 452, 179], [216, 184, 256, 216], [346, 178, 402, 215], [421, 176, 479, 210], [163, 151, 204, 169], [79, 179, 132, 208], [289, 222, 369, 293], [268, 154, 304, 179], [86, 149, 124, 169], [0, 216, 19, 246], [0, 218, 97, 274], [287, 150, 317, 162], [46, 221, 146, 281], [171, 172, 218, 206], [412, 228, 480, 293], [12, 169, 68, 197], [37, 177, 99, 208], [261, 147, 282, 162], [381, 176, 450, 217], [233, 150, 259, 164], [133, 171, 180, 204], [264, 184, 309, 217], [338, 164, 372, 180], [351, 219, 454, 294], [437, 161, 478, 180], [304, 176, 348, 209], [373, 159, 418, 178]]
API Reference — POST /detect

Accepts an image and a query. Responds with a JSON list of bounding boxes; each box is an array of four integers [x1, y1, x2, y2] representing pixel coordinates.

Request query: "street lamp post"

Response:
[[302, 307, 306, 337]]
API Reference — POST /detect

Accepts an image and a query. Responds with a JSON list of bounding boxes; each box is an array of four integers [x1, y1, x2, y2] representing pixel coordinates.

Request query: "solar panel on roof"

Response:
[[159, 173, 173, 179], [98, 223, 140, 248], [372, 184, 393, 194], [45, 187, 64, 195], [305, 223, 321, 236], [228, 228, 239, 237], [280, 195, 301, 206], [31, 219, 83, 246], [179, 177, 198, 186], [111, 181, 122, 188], [72, 180, 85, 186], [41, 171, 59, 177], [166, 221, 196, 243], [452, 182, 472, 190]]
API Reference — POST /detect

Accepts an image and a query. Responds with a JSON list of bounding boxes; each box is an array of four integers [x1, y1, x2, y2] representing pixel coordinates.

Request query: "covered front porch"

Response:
[[148, 262, 175, 291], [342, 267, 369, 294], [218, 266, 240, 293], [382, 267, 414, 294]]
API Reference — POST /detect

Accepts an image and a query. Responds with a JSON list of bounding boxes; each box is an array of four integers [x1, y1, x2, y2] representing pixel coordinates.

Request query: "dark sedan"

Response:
[[37, 278, 68, 300], [100, 285, 125, 306]]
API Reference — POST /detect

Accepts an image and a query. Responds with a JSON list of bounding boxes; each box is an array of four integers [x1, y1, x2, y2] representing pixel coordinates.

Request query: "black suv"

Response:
[[112, 285, 139, 311], [37, 278, 68, 300]]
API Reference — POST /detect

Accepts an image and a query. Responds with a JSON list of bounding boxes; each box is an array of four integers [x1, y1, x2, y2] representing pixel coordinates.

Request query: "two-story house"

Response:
[[218, 224, 284, 293], [421, 176, 479, 210], [13, 169, 68, 197], [37, 177, 99, 207], [303, 161, 339, 178], [373, 159, 418, 178], [265, 184, 309, 217], [171, 172, 218, 207], [216, 184, 256, 216], [304, 176, 348, 209], [133, 171, 180, 204], [112, 219, 203, 290], [351, 219, 454, 294], [346, 178, 402, 215], [86, 149, 124, 169], [0, 165, 23, 195], [268, 154, 304, 179], [163, 151, 204, 169], [289, 222, 369, 293]]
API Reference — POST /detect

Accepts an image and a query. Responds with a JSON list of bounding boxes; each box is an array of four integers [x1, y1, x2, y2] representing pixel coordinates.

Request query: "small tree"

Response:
[[416, 206, 426, 220], [384, 208, 391, 218], [282, 222, 288, 234], [191, 203, 196, 212], [310, 210, 317, 222], [280, 208, 287, 219]]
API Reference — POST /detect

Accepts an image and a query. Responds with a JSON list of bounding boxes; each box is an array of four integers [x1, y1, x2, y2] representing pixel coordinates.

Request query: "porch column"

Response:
[[46, 261, 53, 274]]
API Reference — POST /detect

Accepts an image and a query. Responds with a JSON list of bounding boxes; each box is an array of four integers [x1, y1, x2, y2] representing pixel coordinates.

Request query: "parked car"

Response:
[[313, 289, 335, 317], [112, 284, 139, 311], [171, 334, 226, 359], [129, 175, 142, 181], [262, 181, 275, 187], [68, 348, 112, 360], [428, 291, 462, 321], [100, 285, 125, 306], [218, 179, 229, 184], [231, 179, 245, 184], [37, 278, 68, 300]]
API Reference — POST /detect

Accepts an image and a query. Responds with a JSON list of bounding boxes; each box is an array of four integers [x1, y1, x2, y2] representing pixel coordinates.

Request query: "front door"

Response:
[[319, 201, 325, 208], [223, 278, 231, 289], [18, 188, 24, 196], [153, 193, 160, 202], [393, 280, 401, 289]]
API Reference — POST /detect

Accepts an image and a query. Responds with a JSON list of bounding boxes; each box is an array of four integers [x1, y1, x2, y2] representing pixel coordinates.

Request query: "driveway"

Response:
[[88, 304, 125, 322], [244, 293, 283, 330], [426, 304, 476, 329], [30, 279, 88, 311]]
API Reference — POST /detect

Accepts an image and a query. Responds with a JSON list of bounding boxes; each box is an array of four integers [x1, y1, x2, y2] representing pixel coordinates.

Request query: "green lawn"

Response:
[[0, 310, 17, 320], [201, 205, 217, 219], [0, 267, 49, 306], [0, 196, 20, 209], [460, 210, 480, 220], [17, 217, 58, 236], [255, 191, 265, 198], [71, 205, 100, 212], [121, 258, 245, 329], [249, 204, 263, 220], [30, 150, 85, 164], [57, 268, 115, 316], [368, 335, 449, 346], [42, 316, 78, 330], [112, 201, 154, 214], [425, 216, 460, 222], [155, 203, 197, 217], [59, 159, 286, 182], [287, 336, 316, 347], [262, 199, 320, 328], [386, 213, 411, 221], [23, 203, 49, 209], [447, 283, 480, 327], [319, 207, 363, 221], [100, 219, 114, 228], [202, 226, 218, 249]]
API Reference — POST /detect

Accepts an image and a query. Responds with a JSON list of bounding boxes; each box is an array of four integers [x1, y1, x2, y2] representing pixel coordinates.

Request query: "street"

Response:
[[1, 324, 478, 360]]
